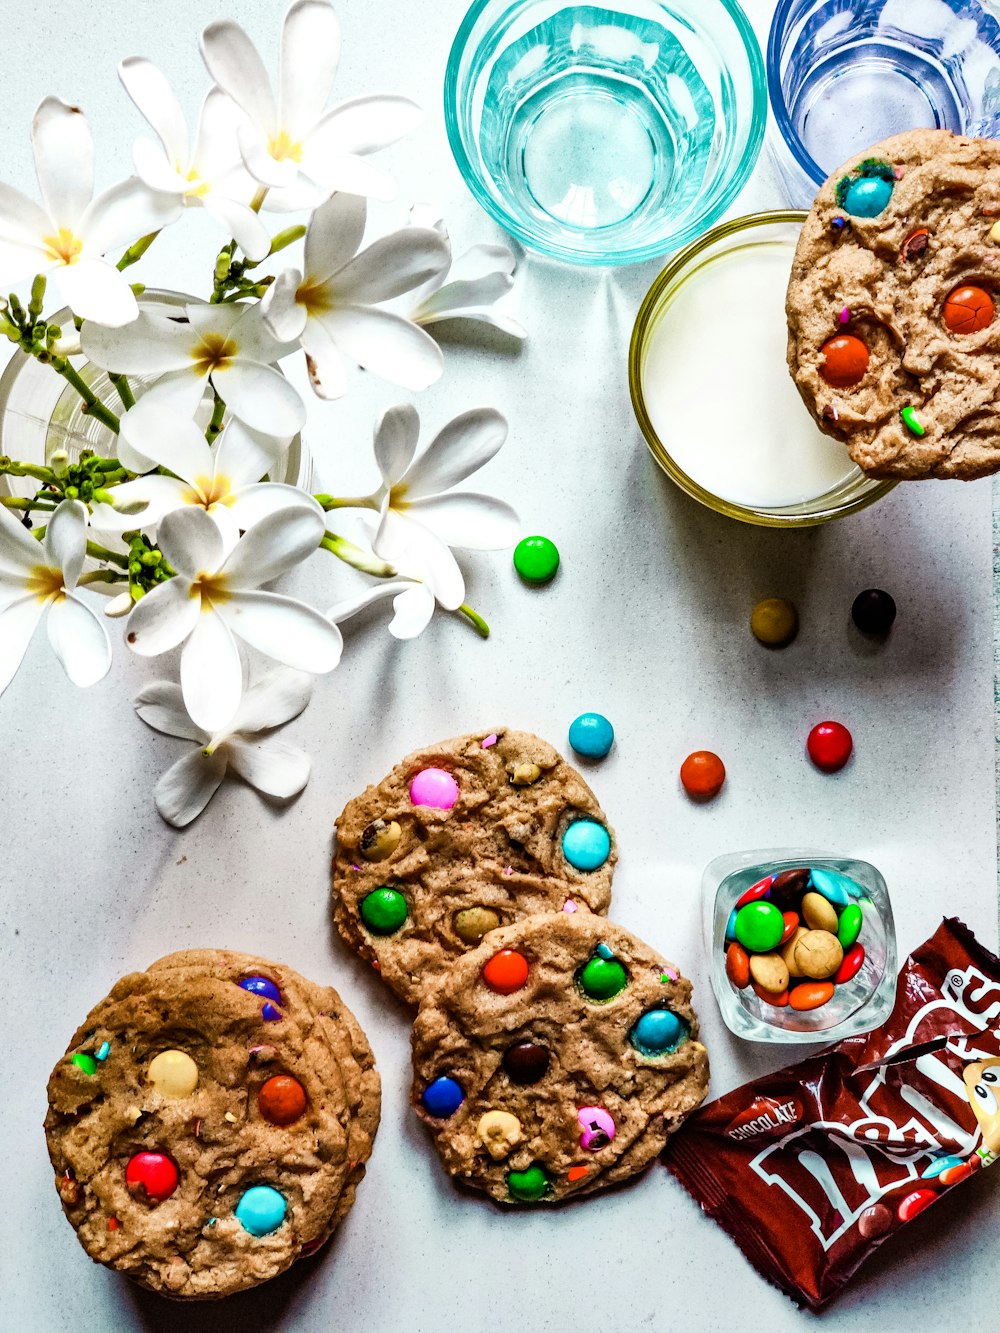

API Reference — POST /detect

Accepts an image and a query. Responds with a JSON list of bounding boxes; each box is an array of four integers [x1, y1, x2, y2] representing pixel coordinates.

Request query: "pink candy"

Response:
[[578, 1106, 616, 1151], [409, 767, 459, 810]]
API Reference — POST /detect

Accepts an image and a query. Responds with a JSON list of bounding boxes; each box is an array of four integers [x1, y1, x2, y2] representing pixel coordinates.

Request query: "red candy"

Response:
[[779, 911, 800, 946], [736, 876, 772, 908], [896, 1187, 937, 1222], [819, 334, 870, 388], [835, 943, 865, 984], [125, 1152, 178, 1203], [942, 284, 994, 334], [482, 949, 530, 994], [807, 721, 853, 773]]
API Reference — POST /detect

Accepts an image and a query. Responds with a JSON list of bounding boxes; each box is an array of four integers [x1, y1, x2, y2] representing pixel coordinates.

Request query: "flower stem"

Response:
[[250, 187, 268, 213], [206, 388, 226, 443], [50, 359, 120, 433], [457, 603, 490, 639], [108, 372, 135, 410], [0, 457, 54, 483], [86, 540, 130, 568], [315, 493, 380, 511], [117, 231, 160, 272], [0, 495, 56, 512], [319, 530, 396, 577], [77, 568, 123, 585]]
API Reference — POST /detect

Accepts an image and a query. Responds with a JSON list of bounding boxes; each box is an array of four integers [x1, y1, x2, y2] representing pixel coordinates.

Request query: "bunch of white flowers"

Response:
[[0, 0, 525, 824]]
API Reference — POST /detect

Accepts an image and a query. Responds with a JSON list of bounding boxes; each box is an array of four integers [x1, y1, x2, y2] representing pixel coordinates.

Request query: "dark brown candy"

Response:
[[858, 1203, 893, 1238], [768, 868, 810, 910], [901, 227, 929, 261], [502, 1041, 551, 1085]]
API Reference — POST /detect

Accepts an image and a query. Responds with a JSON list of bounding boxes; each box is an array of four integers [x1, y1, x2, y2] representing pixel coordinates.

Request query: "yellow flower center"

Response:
[[295, 278, 332, 317], [182, 475, 234, 509], [268, 129, 303, 163], [24, 564, 65, 603], [42, 227, 83, 266], [190, 332, 238, 377], [388, 482, 410, 511], [189, 571, 230, 609]]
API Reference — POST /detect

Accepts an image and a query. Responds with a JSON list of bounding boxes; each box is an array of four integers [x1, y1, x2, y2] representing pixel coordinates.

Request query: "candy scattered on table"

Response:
[[568, 711, 614, 759], [852, 588, 896, 636], [235, 1185, 287, 1236], [942, 283, 994, 334], [360, 887, 408, 935], [818, 334, 869, 389], [148, 1049, 199, 1098], [680, 750, 726, 799], [807, 720, 853, 773], [750, 597, 798, 647], [561, 818, 611, 870], [125, 1151, 179, 1204], [513, 534, 560, 585], [409, 767, 459, 810]]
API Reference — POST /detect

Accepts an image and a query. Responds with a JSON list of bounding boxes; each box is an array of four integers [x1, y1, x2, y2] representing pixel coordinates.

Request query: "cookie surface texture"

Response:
[[44, 949, 380, 1299], [787, 129, 1000, 480], [332, 729, 616, 1006], [410, 913, 709, 1203]]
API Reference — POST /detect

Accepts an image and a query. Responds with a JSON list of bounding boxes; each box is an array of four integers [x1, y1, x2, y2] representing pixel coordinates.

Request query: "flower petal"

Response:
[[413, 271, 514, 318], [134, 679, 208, 741], [260, 266, 308, 343], [200, 19, 277, 134], [154, 747, 228, 827], [116, 378, 206, 472], [46, 592, 112, 686], [216, 589, 343, 672], [87, 474, 190, 533], [331, 228, 449, 304], [404, 493, 520, 550], [0, 595, 45, 694], [119, 58, 189, 164], [237, 123, 300, 188], [374, 506, 464, 609], [387, 583, 435, 639], [226, 734, 311, 798], [0, 503, 45, 573], [373, 403, 419, 487], [44, 499, 87, 590], [318, 306, 443, 391], [181, 608, 243, 731], [220, 503, 323, 587], [280, 0, 341, 138], [306, 94, 422, 156], [200, 191, 270, 262], [214, 418, 286, 489], [158, 504, 226, 578], [294, 148, 396, 202], [303, 191, 365, 280], [32, 97, 94, 228], [228, 482, 316, 529], [0, 182, 53, 249], [191, 87, 247, 181], [81, 310, 194, 375], [215, 360, 306, 437], [417, 305, 528, 338], [124, 575, 201, 655], [127, 406, 215, 483], [403, 408, 508, 499], [300, 318, 347, 400], [81, 177, 181, 258], [231, 665, 313, 732], [132, 138, 186, 194], [327, 579, 414, 622], [56, 260, 139, 328]]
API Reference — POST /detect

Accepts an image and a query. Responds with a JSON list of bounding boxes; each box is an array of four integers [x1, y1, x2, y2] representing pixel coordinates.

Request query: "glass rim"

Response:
[[628, 209, 897, 527], [443, 0, 769, 266], [766, 0, 827, 193]]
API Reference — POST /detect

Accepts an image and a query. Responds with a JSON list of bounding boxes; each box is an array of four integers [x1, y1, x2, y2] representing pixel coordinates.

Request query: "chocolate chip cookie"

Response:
[[332, 729, 616, 1006], [44, 949, 380, 1299], [787, 129, 1000, 480], [410, 912, 709, 1204]]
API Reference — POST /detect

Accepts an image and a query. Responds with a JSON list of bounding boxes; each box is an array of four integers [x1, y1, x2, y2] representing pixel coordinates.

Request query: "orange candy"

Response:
[[567, 1165, 590, 1182], [680, 750, 726, 799], [482, 949, 530, 994], [789, 981, 836, 1011], [725, 942, 751, 989], [258, 1074, 308, 1126], [779, 911, 800, 946], [752, 980, 789, 1007], [819, 334, 870, 389], [942, 284, 994, 334]]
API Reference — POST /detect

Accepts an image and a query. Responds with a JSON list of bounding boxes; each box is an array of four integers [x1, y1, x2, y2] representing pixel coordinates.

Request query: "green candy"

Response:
[[900, 406, 925, 437], [733, 901, 784, 953], [507, 1163, 551, 1202], [360, 887, 408, 936], [71, 1052, 97, 1076], [513, 535, 560, 585], [578, 955, 628, 1001], [837, 903, 863, 949]]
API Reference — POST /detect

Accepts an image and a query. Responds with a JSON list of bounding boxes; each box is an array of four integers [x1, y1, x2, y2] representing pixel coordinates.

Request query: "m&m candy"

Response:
[[513, 535, 560, 585], [238, 975, 282, 1022], [360, 887, 408, 935], [819, 334, 869, 389], [568, 712, 614, 759], [578, 953, 627, 1001], [422, 1076, 464, 1118], [807, 721, 853, 773], [126, 1152, 179, 1203], [561, 819, 611, 871], [842, 175, 893, 217], [750, 597, 798, 647], [258, 1074, 307, 1126], [409, 767, 458, 810], [482, 949, 530, 994], [235, 1185, 287, 1236], [507, 1163, 550, 1201], [629, 1007, 687, 1055], [942, 284, 994, 334], [148, 1049, 199, 1098], [578, 1106, 616, 1150], [680, 750, 725, 799], [502, 1041, 550, 1084], [852, 588, 896, 635], [733, 902, 784, 953]]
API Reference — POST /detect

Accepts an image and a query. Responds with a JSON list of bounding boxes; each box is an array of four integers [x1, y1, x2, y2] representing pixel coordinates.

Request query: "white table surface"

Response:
[[2, 2, 998, 1330]]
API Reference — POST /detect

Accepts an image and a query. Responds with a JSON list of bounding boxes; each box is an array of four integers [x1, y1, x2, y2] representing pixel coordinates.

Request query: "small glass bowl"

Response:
[[444, 0, 767, 265], [703, 850, 897, 1043], [629, 211, 895, 526]]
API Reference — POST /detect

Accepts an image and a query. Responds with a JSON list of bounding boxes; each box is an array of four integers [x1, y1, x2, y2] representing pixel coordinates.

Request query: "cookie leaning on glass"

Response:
[[331, 729, 617, 1006], [44, 949, 380, 1299], [786, 129, 1000, 480]]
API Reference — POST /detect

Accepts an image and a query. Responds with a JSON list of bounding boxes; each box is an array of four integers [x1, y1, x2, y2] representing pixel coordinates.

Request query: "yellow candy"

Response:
[[148, 1049, 199, 1098], [510, 762, 542, 786], [990, 219, 1000, 245], [476, 1110, 522, 1161]]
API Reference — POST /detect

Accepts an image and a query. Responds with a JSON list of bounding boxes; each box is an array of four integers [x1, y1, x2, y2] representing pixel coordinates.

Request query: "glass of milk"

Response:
[[629, 212, 894, 526]]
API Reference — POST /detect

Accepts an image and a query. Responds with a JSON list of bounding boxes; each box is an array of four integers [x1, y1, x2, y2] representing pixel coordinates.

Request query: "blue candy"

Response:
[[95, 1041, 111, 1062], [568, 712, 614, 759], [922, 1154, 965, 1180], [808, 868, 858, 908], [843, 176, 893, 218], [629, 1008, 689, 1057], [235, 1185, 287, 1236], [562, 820, 611, 871], [422, 1075, 464, 1118], [238, 976, 281, 1004], [595, 943, 614, 960], [725, 908, 739, 942]]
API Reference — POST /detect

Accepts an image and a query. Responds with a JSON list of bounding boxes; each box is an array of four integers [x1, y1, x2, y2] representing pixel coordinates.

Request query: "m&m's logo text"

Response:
[[944, 966, 1000, 1027], [725, 1096, 803, 1142]]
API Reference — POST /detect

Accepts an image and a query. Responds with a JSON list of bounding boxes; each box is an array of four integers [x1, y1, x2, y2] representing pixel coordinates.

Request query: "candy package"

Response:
[[663, 918, 999, 1310]]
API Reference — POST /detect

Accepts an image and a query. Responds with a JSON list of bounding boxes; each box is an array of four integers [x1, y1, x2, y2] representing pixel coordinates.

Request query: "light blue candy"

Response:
[[235, 1185, 287, 1237], [596, 943, 614, 960], [568, 712, 614, 759], [95, 1041, 111, 1062], [725, 908, 739, 942], [843, 176, 893, 218], [922, 1154, 965, 1179], [809, 868, 859, 908], [562, 820, 611, 871], [629, 1008, 689, 1056]]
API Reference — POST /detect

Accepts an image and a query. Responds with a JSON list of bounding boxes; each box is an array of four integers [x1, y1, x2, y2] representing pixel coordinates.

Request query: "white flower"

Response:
[[135, 668, 313, 827], [119, 58, 270, 261], [0, 500, 111, 693], [0, 97, 178, 325], [124, 504, 341, 730], [81, 301, 304, 443], [201, 0, 421, 212], [262, 193, 449, 399], [88, 411, 305, 542], [329, 578, 436, 640], [406, 210, 526, 338], [369, 404, 518, 610]]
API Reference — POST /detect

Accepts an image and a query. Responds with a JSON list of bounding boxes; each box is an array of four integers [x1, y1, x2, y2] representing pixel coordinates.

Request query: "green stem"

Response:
[[206, 389, 226, 443], [0, 458, 54, 483], [108, 372, 135, 410], [117, 231, 160, 272], [243, 224, 305, 271], [28, 273, 46, 323], [0, 495, 56, 512], [86, 540, 129, 568], [315, 493, 380, 512], [457, 603, 490, 639], [50, 360, 120, 433], [319, 530, 396, 577], [77, 568, 123, 586]]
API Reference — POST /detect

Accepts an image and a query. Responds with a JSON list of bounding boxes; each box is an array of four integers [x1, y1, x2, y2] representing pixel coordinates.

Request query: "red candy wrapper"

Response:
[[663, 919, 1000, 1310]]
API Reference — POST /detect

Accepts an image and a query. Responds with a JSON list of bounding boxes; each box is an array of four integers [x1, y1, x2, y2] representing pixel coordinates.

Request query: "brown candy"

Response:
[[802, 892, 839, 933], [900, 227, 929, 261], [749, 952, 790, 995], [780, 926, 810, 978], [769, 868, 810, 910], [858, 1203, 893, 1238], [502, 1041, 551, 1085], [793, 929, 844, 981]]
